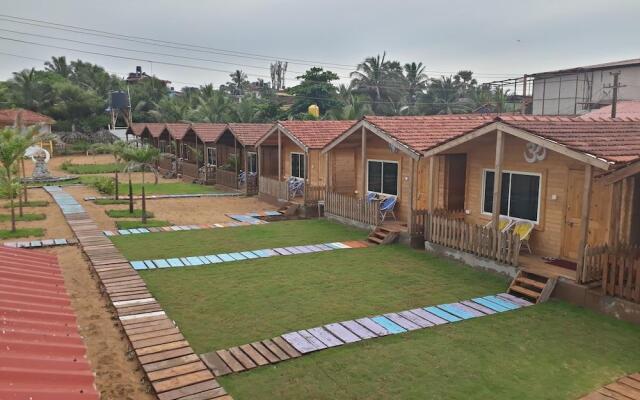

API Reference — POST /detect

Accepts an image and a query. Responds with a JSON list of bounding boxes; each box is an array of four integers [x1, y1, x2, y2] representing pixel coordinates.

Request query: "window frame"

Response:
[[181, 143, 190, 161], [247, 151, 258, 174], [480, 168, 542, 224], [366, 159, 399, 197], [206, 147, 217, 166], [290, 152, 305, 179]]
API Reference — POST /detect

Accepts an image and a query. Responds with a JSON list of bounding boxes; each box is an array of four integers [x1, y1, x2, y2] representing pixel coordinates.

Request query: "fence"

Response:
[[304, 185, 326, 203], [259, 176, 289, 201], [584, 244, 640, 302], [181, 162, 198, 180], [424, 212, 521, 266], [216, 169, 239, 189], [246, 174, 258, 195], [325, 192, 380, 226], [410, 208, 464, 237]]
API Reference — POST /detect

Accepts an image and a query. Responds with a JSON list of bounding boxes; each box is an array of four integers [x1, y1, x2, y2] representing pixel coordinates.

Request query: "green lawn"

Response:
[[95, 199, 131, 205], [3, 200, 49, 208], [117, 182, 219, 195], [115, 220, 172, 229], [112, 220, 367, 260], [0, 228, 45, 239], [140, 245, 507, 352], [61, 162, 124, 174], [106, 209, 154, 218], [0, 213, 46, 222], [219, 301, 640, 400]]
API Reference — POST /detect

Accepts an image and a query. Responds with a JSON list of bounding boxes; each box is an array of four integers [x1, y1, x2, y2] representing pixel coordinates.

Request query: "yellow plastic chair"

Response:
[[513, 220, 534, 254], [484, 216, 514, 233]]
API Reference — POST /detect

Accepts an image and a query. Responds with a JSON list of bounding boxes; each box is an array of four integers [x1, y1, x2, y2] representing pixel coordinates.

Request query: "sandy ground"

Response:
[[39, 246, 154, 400]]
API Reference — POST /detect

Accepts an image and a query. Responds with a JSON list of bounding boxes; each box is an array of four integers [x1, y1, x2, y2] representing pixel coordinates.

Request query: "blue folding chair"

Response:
[[366, 191, 378, 203], [379, 196, 397, 221]]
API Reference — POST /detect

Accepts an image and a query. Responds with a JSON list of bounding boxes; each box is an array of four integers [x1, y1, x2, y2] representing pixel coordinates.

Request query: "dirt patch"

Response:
[[41, 245, 154, 400]]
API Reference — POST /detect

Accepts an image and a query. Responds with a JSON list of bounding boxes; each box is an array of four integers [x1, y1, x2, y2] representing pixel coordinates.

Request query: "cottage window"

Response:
[[367, 160, 398, 196], [291, 153, 305, 178], [247, 152, 257, 174], [181, 144, 190, 161], [207, 147, 217, 166], [158, 140, 167, 153], [482, 170, 541, 222]]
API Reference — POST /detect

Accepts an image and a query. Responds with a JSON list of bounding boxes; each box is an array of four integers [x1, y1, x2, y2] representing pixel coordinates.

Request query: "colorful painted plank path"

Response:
[[3, 238, 76, 248], [201, 293, 533, 377], [44, 186, 232, 400], [85, 192, 241, 201], [128, 241, 369, 270]]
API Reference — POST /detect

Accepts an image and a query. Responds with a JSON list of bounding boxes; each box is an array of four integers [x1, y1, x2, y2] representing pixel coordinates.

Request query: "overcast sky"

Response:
[[1, 0, 638, 89]]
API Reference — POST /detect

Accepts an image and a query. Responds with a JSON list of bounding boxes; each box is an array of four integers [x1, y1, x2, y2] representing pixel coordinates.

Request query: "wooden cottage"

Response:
[[256, 120, 356, 205], [177, 123, 226, 183], [157, 123, 190, 173], [139, 123, 165, 147], [321, 115, 494, 228], [217, 123, 272, 193], [420, 115, 640, 287], [125, 123, 146, 142]]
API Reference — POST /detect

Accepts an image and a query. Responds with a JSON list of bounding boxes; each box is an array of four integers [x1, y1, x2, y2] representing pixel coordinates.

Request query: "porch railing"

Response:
[[424, 212, 521, 266], [181, 162, 198, 179], [217, 169, 239, 189], [304, 185, 326, 203], [585, 243, 640, 302], [246, 174, 258, 195], [259, 176, 289, 201], [158, 155, 173, 172], [410, 208, 464, 237], [325, 192, 380, 226]]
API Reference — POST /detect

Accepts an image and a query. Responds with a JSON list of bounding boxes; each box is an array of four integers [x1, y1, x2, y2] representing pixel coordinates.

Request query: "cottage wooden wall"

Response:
[[451, 133, 612, 259]]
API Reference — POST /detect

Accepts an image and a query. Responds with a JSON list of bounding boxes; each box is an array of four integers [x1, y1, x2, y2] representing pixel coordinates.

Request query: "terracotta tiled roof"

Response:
[[0, 246, 99, 400], [227, 123, 273, 146], [127, 123, 146, 136], [0, 108, 55, 125], [364, 115, 496, 152], [164, 123, 192, 140], [189, 123, 227, 142], [279, 120, 357, 149], [496, 115, 640, 164], [580, 101, 640, 119], [142, 123, 166, 138]]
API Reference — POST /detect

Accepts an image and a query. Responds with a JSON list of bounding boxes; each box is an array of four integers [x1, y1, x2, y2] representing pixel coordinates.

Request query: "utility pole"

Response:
[[606, 71, 625, 118]]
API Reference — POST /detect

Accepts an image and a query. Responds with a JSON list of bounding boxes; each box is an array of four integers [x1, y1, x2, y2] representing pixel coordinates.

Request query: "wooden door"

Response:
[[333, 149, 356, 194], [444, 154, 467, 211], [562, 169, 609, 260]]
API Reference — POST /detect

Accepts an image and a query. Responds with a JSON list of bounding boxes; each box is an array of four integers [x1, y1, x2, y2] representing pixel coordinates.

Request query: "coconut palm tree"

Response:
[[122, 145, 160, 224], [9, 69, 39, 110], [44, 56, 72, 78], [0, 123, 43, 231], [196, 91, 233, 122], [403, 62, 429, 110], [329, 94, 372, 120], [350, 53, 404, 115], [428, 76, 470, 115]]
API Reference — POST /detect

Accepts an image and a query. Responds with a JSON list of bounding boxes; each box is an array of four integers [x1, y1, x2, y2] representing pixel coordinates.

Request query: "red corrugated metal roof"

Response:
[[280, 120, 356, 149], [227, 123, 273, 146], [364, 114, 496, 151], [0, 108, 55, 125], [0, 247, 100, 400], [164, 123, 191, 140], [189, 123, 227, 143]]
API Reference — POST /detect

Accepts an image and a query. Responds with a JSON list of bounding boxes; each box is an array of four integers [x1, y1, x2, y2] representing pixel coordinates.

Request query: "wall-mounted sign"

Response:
[[524, 142, 547, 163]]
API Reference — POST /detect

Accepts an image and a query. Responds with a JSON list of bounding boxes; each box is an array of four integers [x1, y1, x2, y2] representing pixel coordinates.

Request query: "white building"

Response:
[[530, 58, 640, 115]]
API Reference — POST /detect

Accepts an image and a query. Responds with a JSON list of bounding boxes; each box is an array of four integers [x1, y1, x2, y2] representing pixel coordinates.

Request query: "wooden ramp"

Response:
[[45, 186, 232, 400], [580, 373, 640, 400], [507, 269, 558, 304]]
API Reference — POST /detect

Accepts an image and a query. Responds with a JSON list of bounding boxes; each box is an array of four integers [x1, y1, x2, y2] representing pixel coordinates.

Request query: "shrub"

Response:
[[87, 176, 115, 195]]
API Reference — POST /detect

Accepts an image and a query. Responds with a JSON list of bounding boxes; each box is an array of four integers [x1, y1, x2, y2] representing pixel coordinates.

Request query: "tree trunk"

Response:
[[141, 172, 147, 224], [18, 187, 23, 217], [8, 171, 15, 232], [128, 174, 134, 213], [21, 158, 27, 202], [115, 171, 119, 200]]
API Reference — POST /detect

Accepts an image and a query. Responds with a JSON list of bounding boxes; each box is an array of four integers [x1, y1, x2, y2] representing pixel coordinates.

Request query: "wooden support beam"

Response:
[[576, 164, 593, 281], [303, 151, 309, 204], [324, 150, 330, 190], [491, 130, 505, 230], [428, 156, 436, 210], [407, 158, 416, 235], [609, 181, 622, 247], [277, 130, 282, 181], [361, 126, 367, 197]]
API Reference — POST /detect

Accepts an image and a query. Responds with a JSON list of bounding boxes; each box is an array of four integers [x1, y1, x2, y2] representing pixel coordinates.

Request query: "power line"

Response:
[[0, 13, 523, 78]]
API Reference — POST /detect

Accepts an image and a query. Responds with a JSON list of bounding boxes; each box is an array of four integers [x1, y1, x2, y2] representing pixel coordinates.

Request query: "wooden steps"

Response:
[[367, 227, 399, 245], [507, 269, 557, 304]]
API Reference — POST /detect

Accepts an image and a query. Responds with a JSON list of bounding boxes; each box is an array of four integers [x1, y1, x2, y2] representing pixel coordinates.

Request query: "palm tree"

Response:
[[44, 56, 72, 78], [9, 69, 39, 109], [329, 94, 372, 120], [122, 145, 160, 224], [428, 76, 470, 115], [0, 123, 43, 231], [196, 91, 233, 122], [350, 53, 404, 114], [227, 70, 249, 97], [150, 97, 193, 122], [403, 62, 429, 110]]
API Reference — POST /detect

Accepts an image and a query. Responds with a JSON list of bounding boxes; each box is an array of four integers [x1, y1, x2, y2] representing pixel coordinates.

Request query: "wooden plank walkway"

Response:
[[580, 373, 640, 400], [128, 240, 370, 270], [200, 292, 533, 377], [3, 238, 77, 248], [44, 186, 231, 400]]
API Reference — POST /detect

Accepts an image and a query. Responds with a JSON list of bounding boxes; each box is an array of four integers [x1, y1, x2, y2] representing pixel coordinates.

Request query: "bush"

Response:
[[86, 176, 115, 195], [0, 228, 45, 239], [106, 209, 154, 218], [116, 220, 171, 229], [61, 163, 124, 174], [0, 213, 46, 222]]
